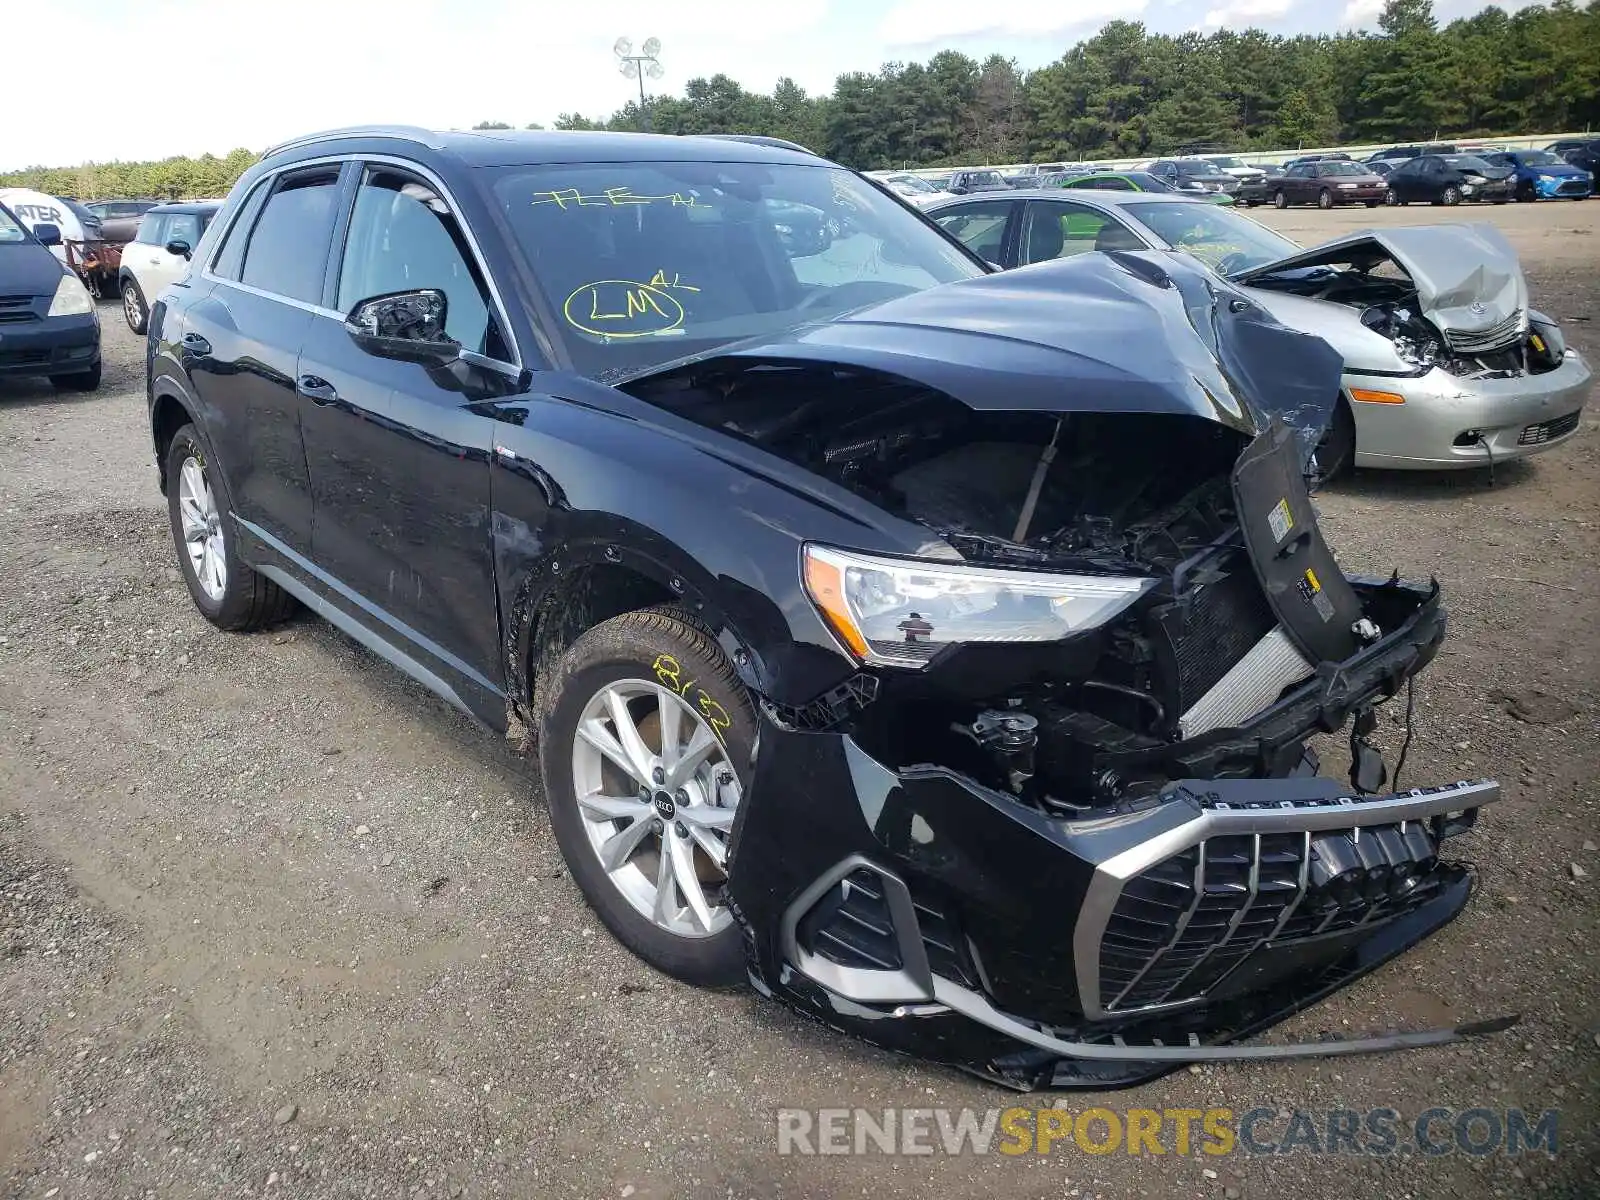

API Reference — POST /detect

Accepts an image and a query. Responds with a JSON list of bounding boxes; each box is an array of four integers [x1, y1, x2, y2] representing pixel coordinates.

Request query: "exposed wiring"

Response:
[[1392, 676, 1416, 791], [1475, 432, 1496, 487]]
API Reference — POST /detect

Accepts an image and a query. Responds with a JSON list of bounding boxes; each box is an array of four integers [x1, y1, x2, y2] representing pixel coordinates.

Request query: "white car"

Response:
[[119, 201, 220, 334], [881, 174, 946, 208], [1195, 154, 1267, 184]]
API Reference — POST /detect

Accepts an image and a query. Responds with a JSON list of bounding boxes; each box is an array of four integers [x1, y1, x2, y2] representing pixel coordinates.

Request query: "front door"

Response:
[[296, 162, 511, 716]]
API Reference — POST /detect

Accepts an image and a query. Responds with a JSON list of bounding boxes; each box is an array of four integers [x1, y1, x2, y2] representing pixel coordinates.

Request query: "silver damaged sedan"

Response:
[[925, 190, 1591, 473]]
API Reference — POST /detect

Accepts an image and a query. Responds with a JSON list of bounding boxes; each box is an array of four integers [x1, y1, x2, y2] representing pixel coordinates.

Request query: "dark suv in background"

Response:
[[144, 126, 1504, 1089]]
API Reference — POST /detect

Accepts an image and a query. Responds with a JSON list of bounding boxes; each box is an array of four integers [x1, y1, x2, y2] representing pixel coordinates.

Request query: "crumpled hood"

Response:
[[1232, 224, 1528, 339], [631, 250, 1342, 458]]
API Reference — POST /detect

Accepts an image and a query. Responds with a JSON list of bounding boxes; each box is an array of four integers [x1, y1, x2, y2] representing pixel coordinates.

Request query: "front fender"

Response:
[[1241, 287, 1413, 375], [482, 377, 939, 710]]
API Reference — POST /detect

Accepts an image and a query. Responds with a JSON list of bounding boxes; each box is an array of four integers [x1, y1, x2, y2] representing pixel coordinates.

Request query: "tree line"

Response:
[[3, 0, 1596, 198]]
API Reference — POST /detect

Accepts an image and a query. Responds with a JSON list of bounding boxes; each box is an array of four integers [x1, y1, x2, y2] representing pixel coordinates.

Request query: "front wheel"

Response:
[[1317, 188, 1333, 209], [1385, 188, 1401, 206], [49, 360, 101, 391], [1314, 397, 1357, 483], [1517, 181, 1537, 203], [1441, 185, 1462, 206], [1273, 190, 1288, 209], [539, 607, 755, 986], [164, 425, 295, 630]]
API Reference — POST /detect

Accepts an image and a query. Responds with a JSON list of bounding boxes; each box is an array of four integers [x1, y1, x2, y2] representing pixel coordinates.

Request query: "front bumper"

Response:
[[0, 309, 100, 378], [1348, 350, 1591, 469], [733, 579, 1507, 1089], [1534, 176, 1592, 198]]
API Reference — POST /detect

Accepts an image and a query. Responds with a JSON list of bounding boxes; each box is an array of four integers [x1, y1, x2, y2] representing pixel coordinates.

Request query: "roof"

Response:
[[262, 126, 829, 169], [926, 188, 1210, 208], [148, 201, 223, 215]]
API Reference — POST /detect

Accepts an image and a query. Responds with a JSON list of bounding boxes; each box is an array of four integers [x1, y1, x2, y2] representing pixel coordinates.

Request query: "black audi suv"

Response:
[[145, 126, 1505, 1089]]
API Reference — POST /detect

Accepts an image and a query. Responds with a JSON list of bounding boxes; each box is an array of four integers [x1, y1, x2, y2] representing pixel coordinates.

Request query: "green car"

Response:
[[1054, 171, 1236, 206]]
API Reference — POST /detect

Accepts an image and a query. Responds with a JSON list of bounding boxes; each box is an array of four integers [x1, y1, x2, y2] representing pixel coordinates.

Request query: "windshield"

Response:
[[1322, 162, 1371, 176], [486, 161, 984, 378], [1125, 174, 1176, 192], [1123, 201, 1300, 273], [1445, 156, 1498, 173], [894, 176, 937, 193], [1517, 151, 1564, 167], [1175, 162, 1219, 177], [1207, 157, 1245, 168], [0, 206, 25, 243]]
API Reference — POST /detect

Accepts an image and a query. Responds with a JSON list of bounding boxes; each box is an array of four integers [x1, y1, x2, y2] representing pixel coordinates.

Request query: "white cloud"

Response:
[[1338, 0, 1385, 27], [2, 0, 839, 170], [878, 0, 1145, 48], [1201, 0, 1294, 27]]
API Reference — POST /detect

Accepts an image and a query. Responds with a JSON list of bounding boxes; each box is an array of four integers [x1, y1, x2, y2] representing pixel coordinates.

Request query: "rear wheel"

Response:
[[1385, 188, 1401, 206], [1516, 180, 1537, 202], [122, 277, 148, 335], [1440, 185, 1462, 206], [1273, 190, 1288, 209], [164, 425, 295, 630], [1317, 188, 1334, 209], [539, 607, 755, 987]]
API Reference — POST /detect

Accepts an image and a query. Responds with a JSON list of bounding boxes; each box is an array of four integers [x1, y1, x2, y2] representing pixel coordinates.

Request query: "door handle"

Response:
[[181, 332, 211, 355], [297, 374, 339, 406]]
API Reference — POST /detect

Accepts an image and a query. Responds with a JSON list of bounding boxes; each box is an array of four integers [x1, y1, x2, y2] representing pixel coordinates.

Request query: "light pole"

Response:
[[615, 37, 664, 132]]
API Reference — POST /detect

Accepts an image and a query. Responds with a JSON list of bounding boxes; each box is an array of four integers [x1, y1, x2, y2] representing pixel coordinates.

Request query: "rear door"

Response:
[[183, 164, 345, 556], [929, 198, 1020, 266], [295, 160, 510, 712]]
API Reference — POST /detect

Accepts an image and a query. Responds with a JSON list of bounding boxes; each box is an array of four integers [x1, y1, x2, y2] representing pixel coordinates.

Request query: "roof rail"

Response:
[[694, 133, 820, 156], [262, 125, 444, 157]]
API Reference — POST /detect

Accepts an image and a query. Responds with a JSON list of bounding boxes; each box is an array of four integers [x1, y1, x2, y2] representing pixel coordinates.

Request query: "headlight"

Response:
[[47, 272, 94, 317], [1538, 174, 1555, 182], [801, 544, 1155, 668]]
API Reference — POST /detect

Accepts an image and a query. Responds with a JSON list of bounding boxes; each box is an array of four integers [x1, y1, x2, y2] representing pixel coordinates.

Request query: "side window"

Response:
[[135, 214, 166, 246], [1022, 201, 1141, 265], [239, 167, 342, 304], [932, 201, 1012, 263], [165, 213, 202, 251], [210, 180, 271, 281], [335, 166, 502, 359]]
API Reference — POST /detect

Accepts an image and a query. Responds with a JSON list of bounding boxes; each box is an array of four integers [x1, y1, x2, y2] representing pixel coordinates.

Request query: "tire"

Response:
[[49, 360, 101, 392], [122, 277, 148, 335], [1272, 190, 1288, 209], [1385, 188, 1401, 206], [164, 424, 295, 631], [1516, 181, 1536, 203], [1317, 188, 1333, 209], [1365, 200, 1380, 207], [1441, 185, 1462, 206], [539, 606, 755, 987], [1314, 397, 1357, 483]]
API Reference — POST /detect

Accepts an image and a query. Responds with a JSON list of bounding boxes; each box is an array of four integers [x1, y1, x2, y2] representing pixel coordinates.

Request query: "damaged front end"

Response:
[[625, 251, 1507, 1088]]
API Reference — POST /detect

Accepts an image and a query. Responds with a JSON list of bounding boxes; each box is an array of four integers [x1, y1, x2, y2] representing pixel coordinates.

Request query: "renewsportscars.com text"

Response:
[[775, 1106, 1559, 1157]]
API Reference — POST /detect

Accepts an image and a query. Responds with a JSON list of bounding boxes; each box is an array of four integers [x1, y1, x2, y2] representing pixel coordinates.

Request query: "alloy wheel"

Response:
[[123, 285, 143, 330], [177, 455, 226, 601], [570, 679, 741, 938], [1442, 185, 1461, 206], [1384, 189, 1399, 206]]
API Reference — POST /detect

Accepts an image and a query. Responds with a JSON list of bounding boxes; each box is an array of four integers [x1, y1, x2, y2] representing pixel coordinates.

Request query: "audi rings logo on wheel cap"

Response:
[[653, 791, 677, 820]]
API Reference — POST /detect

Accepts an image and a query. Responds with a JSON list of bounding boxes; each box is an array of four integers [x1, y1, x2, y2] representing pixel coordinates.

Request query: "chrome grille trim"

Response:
[[1071, 779, 1503, 1021], [1445, 308, 1526, 355]]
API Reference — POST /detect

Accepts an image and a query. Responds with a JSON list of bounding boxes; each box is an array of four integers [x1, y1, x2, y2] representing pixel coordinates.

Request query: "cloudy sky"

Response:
[[8, 0, 1534, 170]]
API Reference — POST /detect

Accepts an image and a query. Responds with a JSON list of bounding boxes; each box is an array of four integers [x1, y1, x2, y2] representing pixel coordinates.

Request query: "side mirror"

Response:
[[32, 222, 61, 247], [344, 289, 461, 366], [165, 239, 192, 260]]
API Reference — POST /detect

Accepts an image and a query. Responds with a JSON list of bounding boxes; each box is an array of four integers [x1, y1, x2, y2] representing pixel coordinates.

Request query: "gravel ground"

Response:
[[1, 200, 1597, 1199]]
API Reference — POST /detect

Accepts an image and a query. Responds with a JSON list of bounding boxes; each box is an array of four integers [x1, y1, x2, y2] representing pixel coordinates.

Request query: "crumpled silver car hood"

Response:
[[1233, 224, 1528, 336]]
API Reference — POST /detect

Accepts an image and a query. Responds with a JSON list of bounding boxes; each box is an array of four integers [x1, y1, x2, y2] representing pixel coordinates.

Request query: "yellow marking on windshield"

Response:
[[531, 187, 712, 210], [564, 279, 688, 338]]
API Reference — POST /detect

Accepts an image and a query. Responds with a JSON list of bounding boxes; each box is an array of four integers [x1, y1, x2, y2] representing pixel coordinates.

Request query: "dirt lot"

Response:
[[2, 199, 1597, 1199]]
